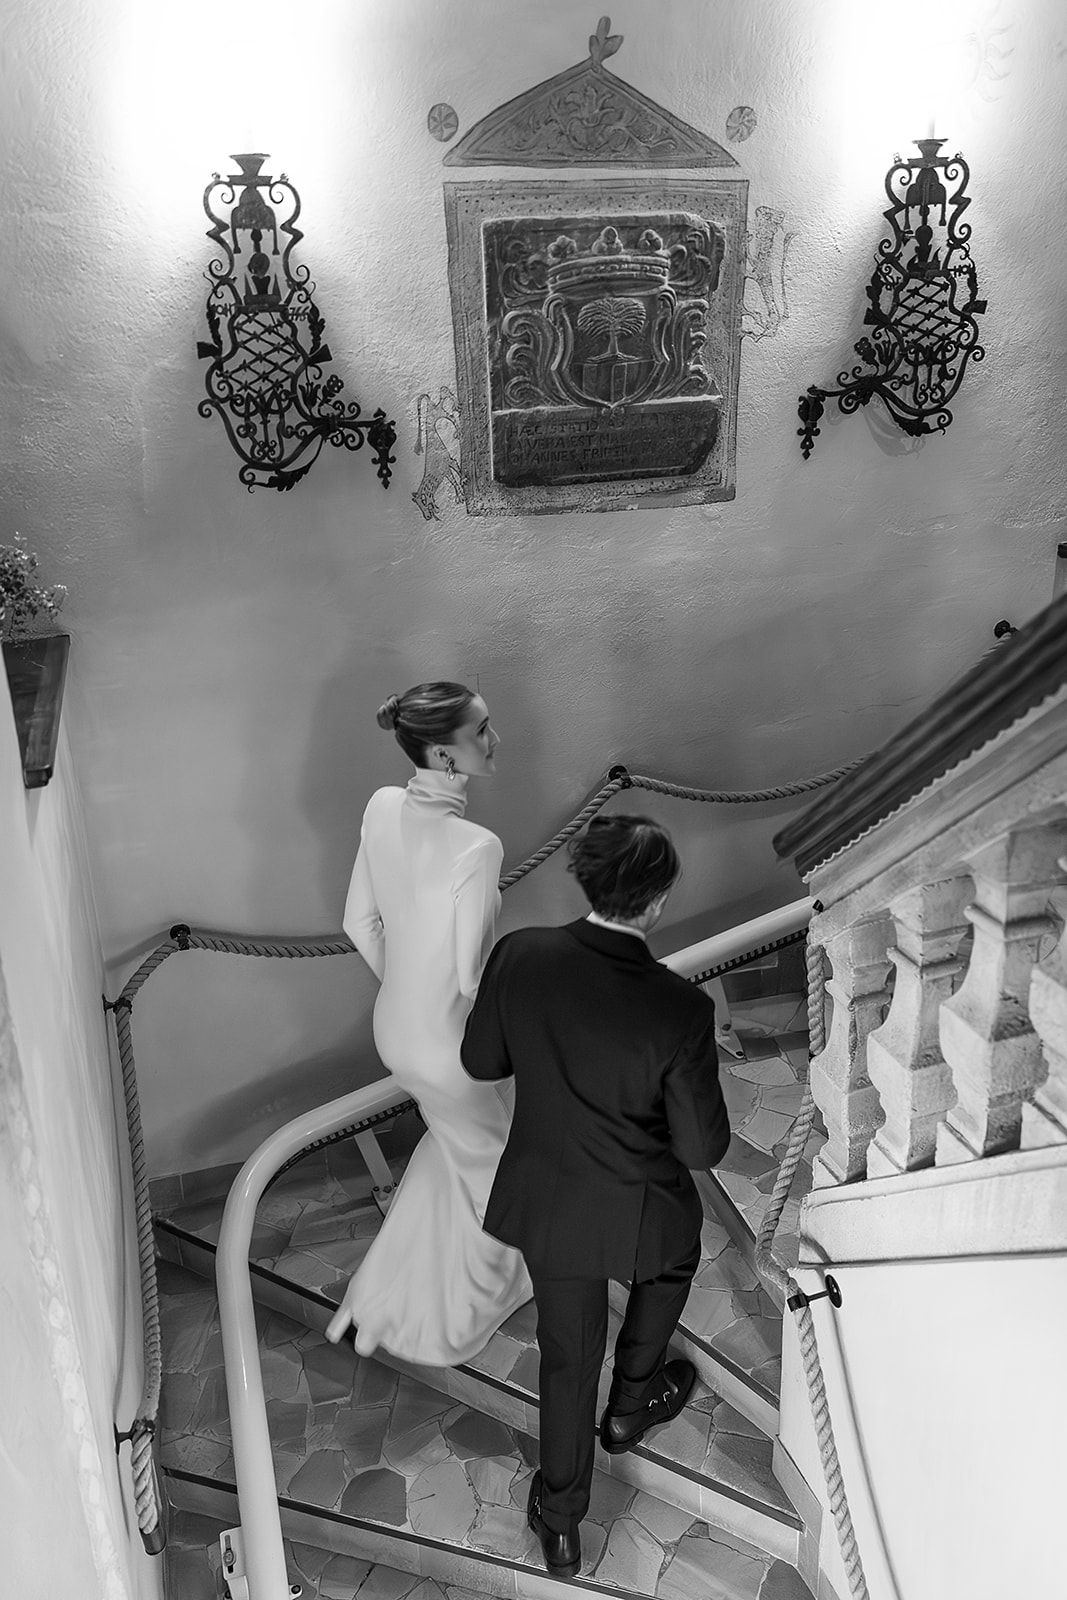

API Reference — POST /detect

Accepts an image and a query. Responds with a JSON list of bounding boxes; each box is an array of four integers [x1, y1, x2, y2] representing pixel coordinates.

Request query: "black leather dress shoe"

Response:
[[598, 1358, 697, 1455], [527, 1472, 581, 1576]]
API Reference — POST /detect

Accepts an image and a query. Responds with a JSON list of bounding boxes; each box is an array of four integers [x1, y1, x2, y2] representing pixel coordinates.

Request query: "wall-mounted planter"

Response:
[[2, 633, 70, 789]]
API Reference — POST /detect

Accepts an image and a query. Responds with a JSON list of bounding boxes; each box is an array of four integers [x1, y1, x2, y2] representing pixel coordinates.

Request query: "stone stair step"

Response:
[[696, 1126, 825, 1292], [607, 1217, 781, 1432], [159, 1263, 813, 1600], [157, 1213, 798, 1559], [166, 1503, 459, 1600], [159, 1140, 786, 1418], [158, 1181, 788, 1500], [153, 980, 822, 1579], [693, 992, 824, 1300]]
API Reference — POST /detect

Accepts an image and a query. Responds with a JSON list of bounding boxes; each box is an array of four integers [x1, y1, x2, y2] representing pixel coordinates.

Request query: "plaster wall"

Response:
[[779, 1157, 1067, 1600], [0, 678, 163, 1600], [1, 0, 1065, 1173]]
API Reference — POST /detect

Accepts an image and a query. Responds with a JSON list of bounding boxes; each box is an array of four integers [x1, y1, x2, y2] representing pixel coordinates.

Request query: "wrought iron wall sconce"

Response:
[[198, 154, 397, 492], [798, 139, 986, 459]]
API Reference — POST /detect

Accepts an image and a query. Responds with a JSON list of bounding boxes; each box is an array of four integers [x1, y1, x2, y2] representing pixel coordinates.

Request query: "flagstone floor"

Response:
[[162, 985, 819, 1407], [166, 1166, 785, 1409], [160, 1263, 811, 1600], [165, 1504, 467, 1600], [702, 994, 825, 1271], [157, 970, 822, 1596]]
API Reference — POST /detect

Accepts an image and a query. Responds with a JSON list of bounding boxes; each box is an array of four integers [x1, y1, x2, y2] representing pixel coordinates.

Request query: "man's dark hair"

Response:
[[566, 814, 680, 920]]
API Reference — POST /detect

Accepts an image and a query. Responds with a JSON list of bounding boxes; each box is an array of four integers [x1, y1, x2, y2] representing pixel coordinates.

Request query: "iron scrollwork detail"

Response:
[[798, 138, 987, 459], [198, 154, 397, 492]]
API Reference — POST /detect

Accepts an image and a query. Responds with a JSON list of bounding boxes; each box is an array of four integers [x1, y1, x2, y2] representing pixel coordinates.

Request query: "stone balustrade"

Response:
[[1023, 853, 1067, 1149], [805, 815, 1067, 1188], [774, 592, 1067, 1190]]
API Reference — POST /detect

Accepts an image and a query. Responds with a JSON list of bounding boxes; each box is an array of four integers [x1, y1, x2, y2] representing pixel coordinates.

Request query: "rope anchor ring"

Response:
[[787, 1273, 842, 1314], [114, 1416, 155, 1451]]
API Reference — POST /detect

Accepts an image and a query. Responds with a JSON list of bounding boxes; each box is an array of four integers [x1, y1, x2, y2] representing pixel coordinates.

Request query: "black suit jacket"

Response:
[[461, 918, 731, 1280]]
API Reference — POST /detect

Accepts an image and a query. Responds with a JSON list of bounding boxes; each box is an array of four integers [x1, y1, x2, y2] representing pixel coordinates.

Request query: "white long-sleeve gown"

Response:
[[334, 768, 532, 1366]]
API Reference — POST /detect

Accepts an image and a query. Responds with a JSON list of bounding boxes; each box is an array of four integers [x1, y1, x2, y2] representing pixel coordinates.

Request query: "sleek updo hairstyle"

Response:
[[376, 681, 476, 767], [567, 814, 680, 920]]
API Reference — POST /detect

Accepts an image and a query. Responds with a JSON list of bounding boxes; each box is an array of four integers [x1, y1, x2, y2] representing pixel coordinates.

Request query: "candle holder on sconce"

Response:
[[797, 139, 986, 459], [197, 154, 397, 492]]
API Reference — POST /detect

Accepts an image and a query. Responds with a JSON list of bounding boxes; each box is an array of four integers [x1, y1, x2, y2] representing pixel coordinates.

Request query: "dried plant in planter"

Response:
[[0, 532, 67, 641], [1, 535, 69, 787]]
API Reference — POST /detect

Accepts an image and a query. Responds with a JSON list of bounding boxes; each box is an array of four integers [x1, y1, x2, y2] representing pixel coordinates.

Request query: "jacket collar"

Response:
[[564, 916, 657, 966]]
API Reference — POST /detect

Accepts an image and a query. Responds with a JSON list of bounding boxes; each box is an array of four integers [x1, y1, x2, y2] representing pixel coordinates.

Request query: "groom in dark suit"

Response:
[[461, 814, 730, 1575]]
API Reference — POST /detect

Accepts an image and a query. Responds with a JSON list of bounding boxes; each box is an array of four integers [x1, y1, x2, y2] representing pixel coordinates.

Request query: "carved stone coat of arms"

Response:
[[487, 216, 725, 488], [445, 180, 747, 515]]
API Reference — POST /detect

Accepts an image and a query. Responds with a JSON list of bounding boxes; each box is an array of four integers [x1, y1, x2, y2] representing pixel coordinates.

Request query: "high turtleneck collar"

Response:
[[406, 766, 469, 817]]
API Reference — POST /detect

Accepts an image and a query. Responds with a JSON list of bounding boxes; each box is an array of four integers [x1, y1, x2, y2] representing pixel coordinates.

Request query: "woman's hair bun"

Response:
[[376, 694, 401, 731]]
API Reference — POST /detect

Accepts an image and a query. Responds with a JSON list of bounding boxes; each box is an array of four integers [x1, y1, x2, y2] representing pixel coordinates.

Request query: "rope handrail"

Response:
[[752, 941, 870, 1600], [498, 757, 862, 889], [108, 750, 864, 1576], [625, 759, 864, 805]]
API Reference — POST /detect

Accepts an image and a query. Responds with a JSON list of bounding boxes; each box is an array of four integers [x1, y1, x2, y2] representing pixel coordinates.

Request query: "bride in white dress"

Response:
[[325, 681, 532, 1366]]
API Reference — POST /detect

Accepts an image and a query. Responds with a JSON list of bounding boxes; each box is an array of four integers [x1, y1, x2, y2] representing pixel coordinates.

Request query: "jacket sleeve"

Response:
[[664, 1011, 731, 1170], [461, 936, 514, 1082], [342, 828, 385, 983], [453, 833, 504, 1002]]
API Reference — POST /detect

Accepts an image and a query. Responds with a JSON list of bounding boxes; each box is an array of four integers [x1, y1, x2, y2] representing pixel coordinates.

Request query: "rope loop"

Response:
[[496, 753, 859, 889], [497, 774, 628, 890], [750, 928, 868, 1599], [626, 756, 862, 807], [806, 939, 829, 1059], [129, 1424, 161, 1537]]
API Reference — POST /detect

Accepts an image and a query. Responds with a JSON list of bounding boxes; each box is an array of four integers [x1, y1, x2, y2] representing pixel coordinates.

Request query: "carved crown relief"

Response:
[[490, 220, 724, 414], [444, 16, 737, 169]]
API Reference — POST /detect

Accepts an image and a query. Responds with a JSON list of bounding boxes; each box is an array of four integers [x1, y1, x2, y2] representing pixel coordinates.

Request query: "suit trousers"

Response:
[[529, 1232, 701, 1534]]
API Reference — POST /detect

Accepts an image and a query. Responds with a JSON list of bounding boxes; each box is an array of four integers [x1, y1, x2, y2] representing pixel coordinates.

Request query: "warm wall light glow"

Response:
[[832, 0, 993, 193], [103, 0, 363, 248]]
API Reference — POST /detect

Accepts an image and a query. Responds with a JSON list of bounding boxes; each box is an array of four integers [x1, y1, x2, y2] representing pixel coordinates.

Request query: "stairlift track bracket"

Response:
[[220, 1527, 250, 1600], [220, 1526, 303, 1600]]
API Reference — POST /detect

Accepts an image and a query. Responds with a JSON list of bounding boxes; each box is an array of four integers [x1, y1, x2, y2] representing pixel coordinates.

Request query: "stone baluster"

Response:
[[936, 821, 1067, 1165], [1022, 852, 1067, 1148], [865, 877, 972, 1177], [811, 915, 894, 1188]]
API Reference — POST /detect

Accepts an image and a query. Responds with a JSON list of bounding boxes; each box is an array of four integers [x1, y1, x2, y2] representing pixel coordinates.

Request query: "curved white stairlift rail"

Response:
[[215, 896, 813, 1598], [662, 896, 812, 980], [216, 1077, 411, 1600]]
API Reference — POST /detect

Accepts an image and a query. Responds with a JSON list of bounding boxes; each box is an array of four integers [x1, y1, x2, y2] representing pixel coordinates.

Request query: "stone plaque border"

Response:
[[444, 178, 748, 516]]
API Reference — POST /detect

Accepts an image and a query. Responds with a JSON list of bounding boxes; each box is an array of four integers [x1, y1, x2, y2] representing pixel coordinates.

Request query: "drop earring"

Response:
[[445, 756, 457, 782]]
